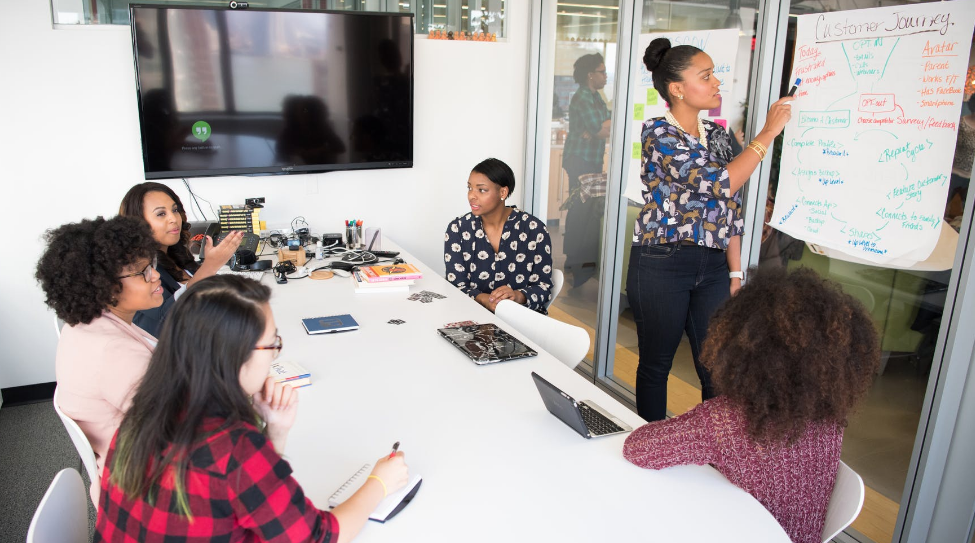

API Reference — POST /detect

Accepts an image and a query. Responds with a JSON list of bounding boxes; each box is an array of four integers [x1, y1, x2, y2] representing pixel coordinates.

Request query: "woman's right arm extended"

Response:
[[331, 454, 410, 543], [724, 96, 795, 194]]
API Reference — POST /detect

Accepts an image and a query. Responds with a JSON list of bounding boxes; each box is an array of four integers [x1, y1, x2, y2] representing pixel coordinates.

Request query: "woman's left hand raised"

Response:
[[254, 377, 299, 434], [488, 285, 527, 306]]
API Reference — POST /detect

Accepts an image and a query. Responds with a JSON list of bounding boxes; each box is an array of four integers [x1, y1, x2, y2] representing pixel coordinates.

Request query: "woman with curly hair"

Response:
[[622, 266, 880, 543], [36, 216, 164, 503], [119, 182, 243, 336]]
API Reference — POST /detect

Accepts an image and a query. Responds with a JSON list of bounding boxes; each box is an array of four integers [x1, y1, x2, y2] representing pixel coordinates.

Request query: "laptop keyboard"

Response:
[[579, 403, 625, 436]]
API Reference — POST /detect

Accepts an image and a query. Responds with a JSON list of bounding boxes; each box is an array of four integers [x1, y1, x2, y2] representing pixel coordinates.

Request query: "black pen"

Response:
[[388, 441, 400, 459], [788, 77, 802, 97]]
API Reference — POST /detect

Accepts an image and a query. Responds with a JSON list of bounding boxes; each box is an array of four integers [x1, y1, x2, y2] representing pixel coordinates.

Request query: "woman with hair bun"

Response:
[[624, 266, 881, 543], [627, 37, 794, 422]]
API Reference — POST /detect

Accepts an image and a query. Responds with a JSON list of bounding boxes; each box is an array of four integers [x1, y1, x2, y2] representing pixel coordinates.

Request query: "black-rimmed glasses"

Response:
[[254, 335, 284, 359], [118, 257, 157, 283]]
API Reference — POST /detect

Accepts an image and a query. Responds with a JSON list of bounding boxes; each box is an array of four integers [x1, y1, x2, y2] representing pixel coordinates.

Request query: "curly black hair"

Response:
[[36, 216, 159, 326], [701, 266, 881, 445]]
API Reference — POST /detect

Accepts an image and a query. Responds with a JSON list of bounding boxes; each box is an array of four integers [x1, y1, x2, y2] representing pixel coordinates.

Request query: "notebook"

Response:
[[531, 372, 632, 439], [302, 314, 359, 334], [436, 323, 537, 365], [269, 360, 311, 388], [328, 464, 423, 523]]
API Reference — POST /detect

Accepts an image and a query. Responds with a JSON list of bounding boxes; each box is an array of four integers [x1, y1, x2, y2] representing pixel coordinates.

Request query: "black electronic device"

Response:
[[369, 250, 400, 259], [200, 224, 261, 266], [245, 197, 265, 208], [130, 5, 414, 180], [321, 233, 344, 247]]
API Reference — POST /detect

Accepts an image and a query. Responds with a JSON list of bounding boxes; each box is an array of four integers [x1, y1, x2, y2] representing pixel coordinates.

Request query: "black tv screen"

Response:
[[130, 5, 413, 179]]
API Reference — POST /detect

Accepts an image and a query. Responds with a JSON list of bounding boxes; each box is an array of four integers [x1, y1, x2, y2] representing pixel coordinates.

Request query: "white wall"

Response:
[[0, 2, 531, 388]]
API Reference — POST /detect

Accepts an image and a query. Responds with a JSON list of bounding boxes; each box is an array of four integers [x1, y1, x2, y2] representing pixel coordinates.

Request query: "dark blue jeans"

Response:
[[626, 243, 730, 421]]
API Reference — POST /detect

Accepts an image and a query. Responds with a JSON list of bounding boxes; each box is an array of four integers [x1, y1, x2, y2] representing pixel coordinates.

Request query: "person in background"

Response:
[[35, 216, 163, 505], [444, 158, 554, 313], [96, 275, 410, 543], [628, 37, 794, 421], [562, 52, 611, 288], [623, 266, 881, 543], [119, 182, 243, 336]]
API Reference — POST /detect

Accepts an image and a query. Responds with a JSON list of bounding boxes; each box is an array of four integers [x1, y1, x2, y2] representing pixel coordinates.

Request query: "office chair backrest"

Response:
[[547, 269, 564, 309], [496, 300, 589, 369], [821, 460, 865, 542], [26, 468, 89, 543], [52, 386, 100, 486]]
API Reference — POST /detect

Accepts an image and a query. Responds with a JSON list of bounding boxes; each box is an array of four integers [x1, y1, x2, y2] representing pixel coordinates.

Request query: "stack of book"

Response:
[[219, 204, 262, 235], [352, 263, 422, 293]]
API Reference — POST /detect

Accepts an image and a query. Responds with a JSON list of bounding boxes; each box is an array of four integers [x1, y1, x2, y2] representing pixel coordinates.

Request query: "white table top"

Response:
[[261, 240, 790, 543]]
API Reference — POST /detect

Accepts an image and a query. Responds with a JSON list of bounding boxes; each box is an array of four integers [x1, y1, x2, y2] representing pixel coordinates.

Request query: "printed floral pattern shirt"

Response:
[[444, 207, 554, 313], [633, 117, 745, 250]]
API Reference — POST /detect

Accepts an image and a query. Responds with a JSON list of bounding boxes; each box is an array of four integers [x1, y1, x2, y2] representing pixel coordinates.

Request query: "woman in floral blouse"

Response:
[[444, 158, 554, 314], [628, 38, 794, 422]]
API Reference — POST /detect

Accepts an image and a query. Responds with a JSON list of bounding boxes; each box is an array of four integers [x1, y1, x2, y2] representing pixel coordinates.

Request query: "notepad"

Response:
[[302, 314, 359, 334], [328, 464, 423, 523]]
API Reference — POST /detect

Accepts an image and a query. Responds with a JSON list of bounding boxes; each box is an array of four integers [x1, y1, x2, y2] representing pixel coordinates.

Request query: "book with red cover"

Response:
[[359, 263, 423, 282]]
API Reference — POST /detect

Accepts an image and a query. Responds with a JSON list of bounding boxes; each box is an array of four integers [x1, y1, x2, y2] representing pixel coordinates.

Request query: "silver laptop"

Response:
[[531, 372, 632, 439]]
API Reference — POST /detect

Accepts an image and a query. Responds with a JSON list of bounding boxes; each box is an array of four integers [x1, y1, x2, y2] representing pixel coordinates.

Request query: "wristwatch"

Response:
[[729, 271, 744, 280]]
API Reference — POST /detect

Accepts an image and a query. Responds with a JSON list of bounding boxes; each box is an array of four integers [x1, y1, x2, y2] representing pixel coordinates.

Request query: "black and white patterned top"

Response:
[[444, 207, 554, 313]]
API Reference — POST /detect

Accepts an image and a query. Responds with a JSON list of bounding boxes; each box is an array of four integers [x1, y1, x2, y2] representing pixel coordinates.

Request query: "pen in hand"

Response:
[[388, 441, 400, 459]]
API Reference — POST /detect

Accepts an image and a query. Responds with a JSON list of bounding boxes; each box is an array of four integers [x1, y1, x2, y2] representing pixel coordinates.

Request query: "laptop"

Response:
[[531, 372, 632, 439], [436, 323, 537, 365]]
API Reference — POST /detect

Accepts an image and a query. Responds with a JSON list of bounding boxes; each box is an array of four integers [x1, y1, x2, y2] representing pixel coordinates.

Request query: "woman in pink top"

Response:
[[623, 267, 880, 543], [36, 216, 163, 501]]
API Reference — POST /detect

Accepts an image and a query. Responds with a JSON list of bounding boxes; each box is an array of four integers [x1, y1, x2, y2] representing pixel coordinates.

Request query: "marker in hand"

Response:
[[788, 77, 802, 97], [388, 441, 400, 459]]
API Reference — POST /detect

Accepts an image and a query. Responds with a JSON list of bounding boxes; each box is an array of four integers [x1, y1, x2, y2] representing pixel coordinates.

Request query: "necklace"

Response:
[[664, 111, 708, 151]]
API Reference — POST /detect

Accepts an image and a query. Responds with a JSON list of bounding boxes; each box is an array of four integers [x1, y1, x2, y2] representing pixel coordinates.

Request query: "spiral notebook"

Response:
[[327, 464, 423, 523]]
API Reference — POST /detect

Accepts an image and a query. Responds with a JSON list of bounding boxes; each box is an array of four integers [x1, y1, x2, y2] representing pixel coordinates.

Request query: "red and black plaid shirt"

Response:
[[94, 417, 339, 542]]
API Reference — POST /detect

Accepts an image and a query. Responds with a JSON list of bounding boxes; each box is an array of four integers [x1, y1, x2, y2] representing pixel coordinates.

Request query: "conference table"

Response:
[[259, 239, 791, 543]]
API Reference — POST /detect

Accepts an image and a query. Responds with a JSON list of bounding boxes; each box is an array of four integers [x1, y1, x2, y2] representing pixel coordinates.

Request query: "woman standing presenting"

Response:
[[628, 38, 793, 421]]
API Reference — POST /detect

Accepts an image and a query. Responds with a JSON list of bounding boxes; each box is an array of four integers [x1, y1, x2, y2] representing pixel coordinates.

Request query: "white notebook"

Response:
[[327, 463, 423, 523]]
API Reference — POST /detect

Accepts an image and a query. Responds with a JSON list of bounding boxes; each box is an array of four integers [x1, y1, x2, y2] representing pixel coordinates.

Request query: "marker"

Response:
[[788, 77, 802, 97], [388, 441, 400, 459]]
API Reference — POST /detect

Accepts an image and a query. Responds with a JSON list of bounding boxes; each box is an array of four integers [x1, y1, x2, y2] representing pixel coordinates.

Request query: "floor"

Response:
[[0, 401, 96, 543], [546, 221, 926, 543]]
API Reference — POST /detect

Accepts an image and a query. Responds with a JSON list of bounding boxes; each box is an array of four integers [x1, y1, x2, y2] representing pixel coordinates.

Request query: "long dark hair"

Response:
[[643, 38, 702, 104], [701, 266, 880, 444], [119, 182, 199, 281], [109, 275, 272, 516]]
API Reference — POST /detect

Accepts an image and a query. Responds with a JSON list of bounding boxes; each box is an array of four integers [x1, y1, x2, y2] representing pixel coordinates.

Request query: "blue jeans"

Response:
[[626, 243, 729, 421]]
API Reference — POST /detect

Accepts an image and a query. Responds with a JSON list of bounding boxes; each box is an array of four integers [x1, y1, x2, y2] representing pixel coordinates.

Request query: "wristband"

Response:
[[367, 475, 388, 497], [729, 271, 744, 280]]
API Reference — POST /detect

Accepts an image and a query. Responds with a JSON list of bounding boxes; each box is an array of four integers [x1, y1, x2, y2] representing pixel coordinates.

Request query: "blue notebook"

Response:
[[302, 314, 359, 335]]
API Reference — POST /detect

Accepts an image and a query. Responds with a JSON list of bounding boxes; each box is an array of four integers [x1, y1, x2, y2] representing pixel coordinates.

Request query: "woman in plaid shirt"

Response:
[[95, 275, 409, 543]]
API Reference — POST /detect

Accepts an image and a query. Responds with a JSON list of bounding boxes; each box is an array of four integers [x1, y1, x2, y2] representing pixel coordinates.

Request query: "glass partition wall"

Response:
[[528, 1, 975, 542]]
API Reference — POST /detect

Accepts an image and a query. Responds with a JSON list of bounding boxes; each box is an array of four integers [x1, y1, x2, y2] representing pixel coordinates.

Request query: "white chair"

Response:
[[495, 299, 589, 368], [821, 461, 865, 542], [26, 468, 89, 543], [52, 386, 100, 488], [53, 315, 65, 339], [547, 269, 564, 309]]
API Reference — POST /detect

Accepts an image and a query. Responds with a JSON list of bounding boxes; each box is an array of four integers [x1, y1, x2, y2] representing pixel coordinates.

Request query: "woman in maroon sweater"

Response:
[[623, 267, 880, 543]]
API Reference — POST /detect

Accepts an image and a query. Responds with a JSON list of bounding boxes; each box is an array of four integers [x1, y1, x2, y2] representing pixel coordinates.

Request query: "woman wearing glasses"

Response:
[[35, 216, 163, 504], [97, 275, 410, 543], [119, 182, 244, 336]]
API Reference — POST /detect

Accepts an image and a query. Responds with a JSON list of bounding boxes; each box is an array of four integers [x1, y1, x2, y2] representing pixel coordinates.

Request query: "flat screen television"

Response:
[[130, 5, 413, 179]]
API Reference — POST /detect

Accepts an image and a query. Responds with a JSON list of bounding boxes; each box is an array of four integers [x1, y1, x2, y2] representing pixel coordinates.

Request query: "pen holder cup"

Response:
[[345, 226, 357, 249], [355, 226, 364, 249]]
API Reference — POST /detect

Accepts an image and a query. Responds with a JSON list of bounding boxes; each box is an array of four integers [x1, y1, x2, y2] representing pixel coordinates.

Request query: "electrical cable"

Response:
[[182, 178, 210, 221]]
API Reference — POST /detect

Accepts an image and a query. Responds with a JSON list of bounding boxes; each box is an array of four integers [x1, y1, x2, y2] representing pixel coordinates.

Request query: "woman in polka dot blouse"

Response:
[[444, 158, 554, 314]]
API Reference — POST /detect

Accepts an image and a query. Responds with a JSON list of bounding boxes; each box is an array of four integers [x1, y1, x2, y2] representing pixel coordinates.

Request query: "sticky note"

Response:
[[634, 103, 645, 120], [714, 118, 727, 129], [647, 89, 658, 105], [632, 142, 641, 159]]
